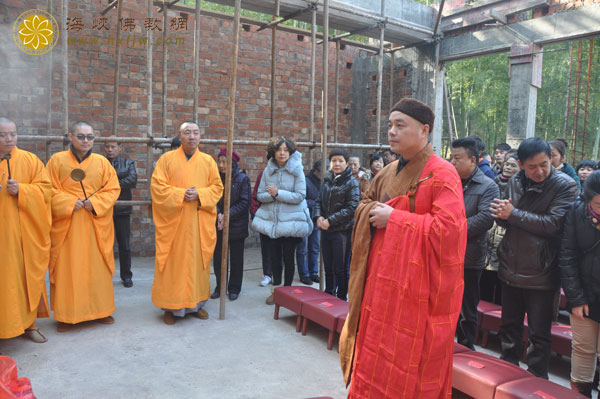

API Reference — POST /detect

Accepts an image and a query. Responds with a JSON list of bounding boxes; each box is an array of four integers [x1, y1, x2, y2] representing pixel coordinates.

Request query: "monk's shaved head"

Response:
[[178, 122, 200, 154], [0, 117, 18, 156]]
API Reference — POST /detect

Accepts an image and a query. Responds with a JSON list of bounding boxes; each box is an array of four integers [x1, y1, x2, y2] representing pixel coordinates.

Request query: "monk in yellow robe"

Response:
[[151, 122, 224, 325], [0, 117, 51, 343], [47, 121, 120, 331]]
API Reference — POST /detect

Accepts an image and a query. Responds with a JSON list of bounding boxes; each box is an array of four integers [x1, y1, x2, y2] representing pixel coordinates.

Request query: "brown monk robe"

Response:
[[0, 117, 51, 343], [47, 122, 120, 331]]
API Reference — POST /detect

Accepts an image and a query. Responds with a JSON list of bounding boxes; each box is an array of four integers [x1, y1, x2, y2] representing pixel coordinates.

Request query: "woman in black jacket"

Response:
[[314, 148, 361, 300], [559, 171, 600, 397], [211, 148, 251, 301]]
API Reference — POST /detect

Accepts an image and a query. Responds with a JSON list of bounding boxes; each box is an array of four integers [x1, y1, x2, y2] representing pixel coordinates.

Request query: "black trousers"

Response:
[[266, 236, 300, 286], [457, 268, 483, 350], [113, 214, 132, 281], [480, 269, 502, 305], [213, 233, 245, 295], [499, 283, 555, 379], [259, 233, 272, 277], [321, 229, 351, 300]]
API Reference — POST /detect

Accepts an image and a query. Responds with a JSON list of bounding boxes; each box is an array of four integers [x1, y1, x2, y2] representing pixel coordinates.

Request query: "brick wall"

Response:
[[0, 0, 374, 255]]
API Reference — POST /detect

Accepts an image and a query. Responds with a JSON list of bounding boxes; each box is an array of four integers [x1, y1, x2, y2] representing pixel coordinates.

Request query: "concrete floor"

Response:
[[0, 247, 574, 399]]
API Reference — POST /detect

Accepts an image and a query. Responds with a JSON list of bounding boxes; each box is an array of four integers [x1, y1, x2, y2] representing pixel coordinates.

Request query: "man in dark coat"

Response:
[[450, 137, 499, 349], [104, 138, 137, 287], [492, 137, 578, 378], [211, 149, 251, 301]]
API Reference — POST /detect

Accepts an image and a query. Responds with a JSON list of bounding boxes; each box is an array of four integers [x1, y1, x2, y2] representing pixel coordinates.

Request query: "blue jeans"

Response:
[[296, 227, 320, 278]]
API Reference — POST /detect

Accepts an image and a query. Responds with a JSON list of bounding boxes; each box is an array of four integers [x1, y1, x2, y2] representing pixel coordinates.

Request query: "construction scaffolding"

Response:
[[18, 0, 440, 319]]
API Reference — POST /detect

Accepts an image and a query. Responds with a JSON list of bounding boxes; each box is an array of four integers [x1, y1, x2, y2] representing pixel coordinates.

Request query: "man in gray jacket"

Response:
[[451, 137, 499, 349]]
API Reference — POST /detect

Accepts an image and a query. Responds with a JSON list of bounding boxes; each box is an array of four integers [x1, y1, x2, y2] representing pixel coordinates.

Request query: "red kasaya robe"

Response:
[[340, 145, 467, 399]]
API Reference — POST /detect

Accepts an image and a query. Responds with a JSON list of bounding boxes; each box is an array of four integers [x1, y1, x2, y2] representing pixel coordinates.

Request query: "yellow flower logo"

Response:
[[19, 15, 53, 50], [13, 9, 59, 55]]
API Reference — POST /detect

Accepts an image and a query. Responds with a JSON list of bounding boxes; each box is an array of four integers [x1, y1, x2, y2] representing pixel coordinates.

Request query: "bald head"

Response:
[[178, 122, 200, 154], [0, 117, 17, 157]]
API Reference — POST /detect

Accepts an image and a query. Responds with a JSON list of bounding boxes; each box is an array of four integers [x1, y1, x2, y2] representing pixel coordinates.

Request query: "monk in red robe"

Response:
[[339, 98, 467, 398]]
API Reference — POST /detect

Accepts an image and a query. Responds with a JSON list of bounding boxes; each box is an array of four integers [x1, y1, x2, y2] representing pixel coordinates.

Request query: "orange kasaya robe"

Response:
[[47, 150, 120, 324], [0, 147, 51, 339], [339, 144, 467, 399], [151, 147, 224, 310]]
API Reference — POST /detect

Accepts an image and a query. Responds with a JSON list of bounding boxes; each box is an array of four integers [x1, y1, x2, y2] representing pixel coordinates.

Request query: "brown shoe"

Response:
[[163, 311, 176, 325], [195, 308, 209, 320], [266, 294, 275, 305], [96, 315, 115, 324], [57, 322, 73, 332], [23, 328, 47, 343]]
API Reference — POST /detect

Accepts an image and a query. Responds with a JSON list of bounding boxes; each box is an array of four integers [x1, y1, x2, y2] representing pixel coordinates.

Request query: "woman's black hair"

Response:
[[583, 170, 600, 203], [548, 139, 566, 158], [576, 160, 597, 174], [267, 137, 296, 159], [504, 149, 519, 162], [328, 148, 349, 162], [369, 152, 384, 168]]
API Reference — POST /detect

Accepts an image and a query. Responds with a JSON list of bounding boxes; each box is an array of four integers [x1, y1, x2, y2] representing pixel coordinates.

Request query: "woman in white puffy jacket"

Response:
[[252, 137, 313, 304]]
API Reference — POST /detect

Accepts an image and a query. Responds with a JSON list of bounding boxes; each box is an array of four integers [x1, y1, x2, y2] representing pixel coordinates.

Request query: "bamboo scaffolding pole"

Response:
[[319, 0, 330, 292], [193, 0, 201, 124], [147, 0, 155, 180], [62, 0, 68, 139], [46, 0, 53, 162], [270, 0, 280, 138], [334, 39, 340, 142], [389, 51, 394, 112], [112, 0, 123, 137], [219, 0, 242, 321], [444, 75, 455, 142], [375, 0, 385, 146], [563, 42, 573, 137], [571, 41, 583, 161], [309, 5, 317, 168], [162, 0, 169, 138]]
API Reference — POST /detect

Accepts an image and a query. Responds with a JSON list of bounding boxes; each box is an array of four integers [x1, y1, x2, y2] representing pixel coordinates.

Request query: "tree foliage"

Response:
[[445, 38, 600, 163]]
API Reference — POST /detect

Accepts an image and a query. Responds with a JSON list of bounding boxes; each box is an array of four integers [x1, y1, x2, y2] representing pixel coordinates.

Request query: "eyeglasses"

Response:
[[76, 135, 95, 141]]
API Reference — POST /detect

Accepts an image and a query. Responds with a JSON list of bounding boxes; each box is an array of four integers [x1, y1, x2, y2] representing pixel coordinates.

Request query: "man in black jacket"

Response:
[[491, 137, 578, 378], [104, 138, 137, 287], [451, 137, 499, 350]]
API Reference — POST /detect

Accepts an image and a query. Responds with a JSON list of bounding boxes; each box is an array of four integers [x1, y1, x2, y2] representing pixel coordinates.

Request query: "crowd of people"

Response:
[[3, 95, 600, 397]]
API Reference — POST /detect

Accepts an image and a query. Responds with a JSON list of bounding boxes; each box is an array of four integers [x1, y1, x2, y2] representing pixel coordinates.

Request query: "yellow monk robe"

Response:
[[47, 150, 120, 323], [0, 147, 51, 339], [151, 147, 224, 310]]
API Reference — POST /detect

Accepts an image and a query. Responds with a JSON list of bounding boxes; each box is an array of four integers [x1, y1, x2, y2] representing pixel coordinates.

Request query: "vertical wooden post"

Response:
[[112, 0, 123, 137], [269, 0, 280, 138], [219, 0, 242, 321]]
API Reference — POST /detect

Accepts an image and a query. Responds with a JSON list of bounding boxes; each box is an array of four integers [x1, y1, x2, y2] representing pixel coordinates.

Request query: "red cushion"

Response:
[[452, 352, 531, 398], [454, 342, 471, 353], [551, 324, 572, 357], [495, 377, 588, 399], [273, 286, 330, 315], [478, 300, 502, 315], [302, 298, 349, 331]]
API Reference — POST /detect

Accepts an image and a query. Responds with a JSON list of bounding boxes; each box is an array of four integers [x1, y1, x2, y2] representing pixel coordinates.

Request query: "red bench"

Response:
[[476, 300, 502, 345], [551, 323, 573, 357], [454, 342, 471, 354], [452, 351, 532, 398], [301, 298, 349, 350], [273, 286, 330, 332], [495, 377, 587, 399]]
